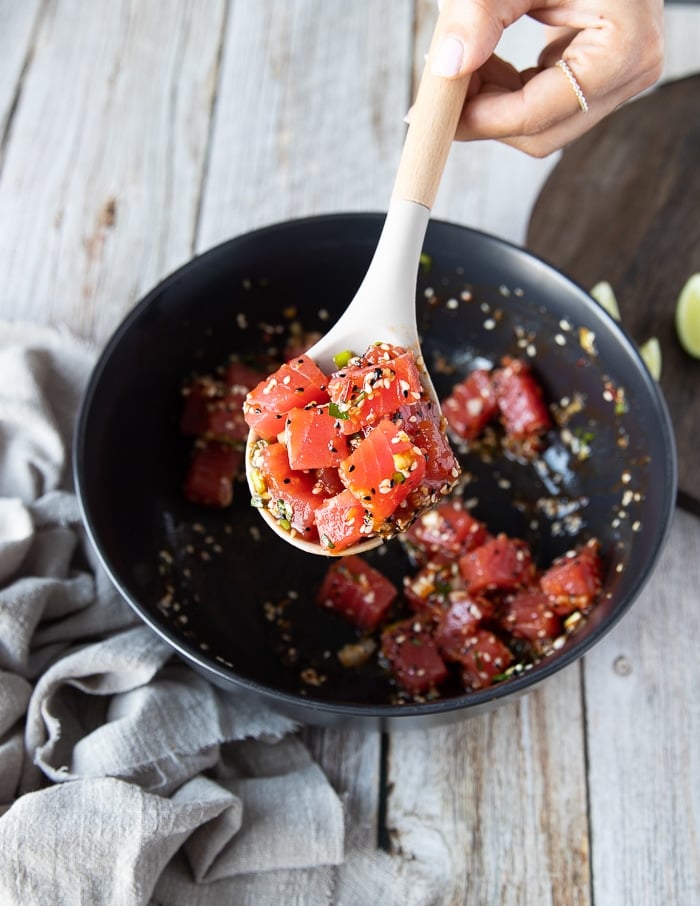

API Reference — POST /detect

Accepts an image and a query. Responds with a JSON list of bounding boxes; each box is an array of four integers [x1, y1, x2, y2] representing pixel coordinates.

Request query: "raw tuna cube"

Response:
[[222, 360, 265, 394], [184, 441, 242, 508], [180, 376, 222, 435], [434, 590, 493, 661], [204, 394, 250, 444], [395, 400, 460, 494], [500, 588, 562, 643], [404, 498, 489, 563], [314, 489, 370, 553], [458, 629, 513, 690], [244, 354, 330, 440], [328, 349, 424, 434], [251, 441, 329, 539], [338, 419, 426, 526], [381, 616, 448, 695], [493, 357, 551, 439], [540, 539, 602, 614], [403, 561, 462, 617], [316, 556, 398, 630], [441, 368, 498, 440], [284, 404, 350, 470], [459, 534, 534, 594]]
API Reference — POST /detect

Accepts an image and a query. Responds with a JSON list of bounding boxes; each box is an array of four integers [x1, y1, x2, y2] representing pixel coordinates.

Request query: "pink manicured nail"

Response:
[[431, 35, 464, 77]]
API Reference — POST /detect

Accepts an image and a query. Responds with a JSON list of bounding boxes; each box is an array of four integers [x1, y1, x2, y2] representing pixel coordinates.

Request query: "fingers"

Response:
[[455, 23, 663, 156], [456, 64, 586, 137], [431, 0, 531, 77], [433, 0, 665, 157]]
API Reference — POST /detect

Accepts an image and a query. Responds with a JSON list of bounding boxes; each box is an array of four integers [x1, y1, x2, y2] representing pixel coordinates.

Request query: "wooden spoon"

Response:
[[246, 10, 470, 555]]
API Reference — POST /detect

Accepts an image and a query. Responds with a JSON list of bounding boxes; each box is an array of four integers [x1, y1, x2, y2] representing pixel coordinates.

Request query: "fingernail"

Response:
[[431, 35, 464, 78]]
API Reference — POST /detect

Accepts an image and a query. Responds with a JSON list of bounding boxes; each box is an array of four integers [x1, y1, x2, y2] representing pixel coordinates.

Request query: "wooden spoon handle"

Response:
[[392, 14, 471, 209]]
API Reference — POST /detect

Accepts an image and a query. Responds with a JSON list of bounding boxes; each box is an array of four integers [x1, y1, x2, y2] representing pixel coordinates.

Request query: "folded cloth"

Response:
[[0, 323, 345, 906]]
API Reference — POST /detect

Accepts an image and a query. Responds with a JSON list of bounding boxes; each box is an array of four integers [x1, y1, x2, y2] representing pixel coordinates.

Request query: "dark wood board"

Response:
[[527, 74, 700, 513]]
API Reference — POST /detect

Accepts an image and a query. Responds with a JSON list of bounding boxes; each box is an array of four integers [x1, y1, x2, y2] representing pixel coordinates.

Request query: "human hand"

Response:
[[429, 0, 664, 157]]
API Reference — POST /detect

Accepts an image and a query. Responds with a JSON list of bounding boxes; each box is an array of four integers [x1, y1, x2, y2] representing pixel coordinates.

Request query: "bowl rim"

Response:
[[74, 211, 679, 721]]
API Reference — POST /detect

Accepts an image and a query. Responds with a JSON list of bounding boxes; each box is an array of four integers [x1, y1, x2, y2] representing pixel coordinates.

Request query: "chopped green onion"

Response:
[[493, 663, 525, 683], [250, 496, 264, 508], [391, 471, 406, 485], [320, 534, 335, 550], [573, 427, 595, 445], [276, 499, 293, 521], [278, 518, 291, 531], [333, 349, 354, 369], [328, 402, 349, 420]]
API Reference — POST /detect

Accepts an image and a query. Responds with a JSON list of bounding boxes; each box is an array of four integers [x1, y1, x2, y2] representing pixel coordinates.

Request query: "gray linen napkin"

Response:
[[0, 322, 344, 905]]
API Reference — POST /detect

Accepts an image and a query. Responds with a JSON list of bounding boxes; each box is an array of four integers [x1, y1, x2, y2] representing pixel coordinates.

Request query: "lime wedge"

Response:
[[590, 281, 621, 321], [639, 337, 662, 381], [675, 273, 700, 358]]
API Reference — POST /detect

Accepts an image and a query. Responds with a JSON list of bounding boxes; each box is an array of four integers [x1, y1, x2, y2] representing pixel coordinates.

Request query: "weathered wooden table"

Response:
[[2, 2, 698, 903]]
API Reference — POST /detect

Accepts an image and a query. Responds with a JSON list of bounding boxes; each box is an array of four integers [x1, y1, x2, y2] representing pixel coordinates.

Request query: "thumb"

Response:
[[432, 0, 526, 77]]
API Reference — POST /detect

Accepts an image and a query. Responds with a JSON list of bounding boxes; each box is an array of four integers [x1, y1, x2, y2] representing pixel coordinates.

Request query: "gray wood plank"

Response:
[[661, 4, 700, 82], [0, 0, 43, 146], [585, 509, 700, 906], [0, 0, 226, 344], [386, 666, 591, 905], [196, 0, 414, 251]]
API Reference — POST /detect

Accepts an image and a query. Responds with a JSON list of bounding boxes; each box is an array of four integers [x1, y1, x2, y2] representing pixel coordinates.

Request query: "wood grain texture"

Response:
[[662, 5, 700, 83], [0, 0, 226, 345], [584, 508, 700, 905], [196, 0, 414, 252], [526, 75, 700, 511], [386, 667, 591, 906], [0, 0, 43, 148], [391, 5, 470, 208]]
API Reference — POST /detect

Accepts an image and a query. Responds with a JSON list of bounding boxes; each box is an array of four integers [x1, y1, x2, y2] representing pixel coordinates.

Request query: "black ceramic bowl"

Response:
[[74, 214, 677, 729]]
